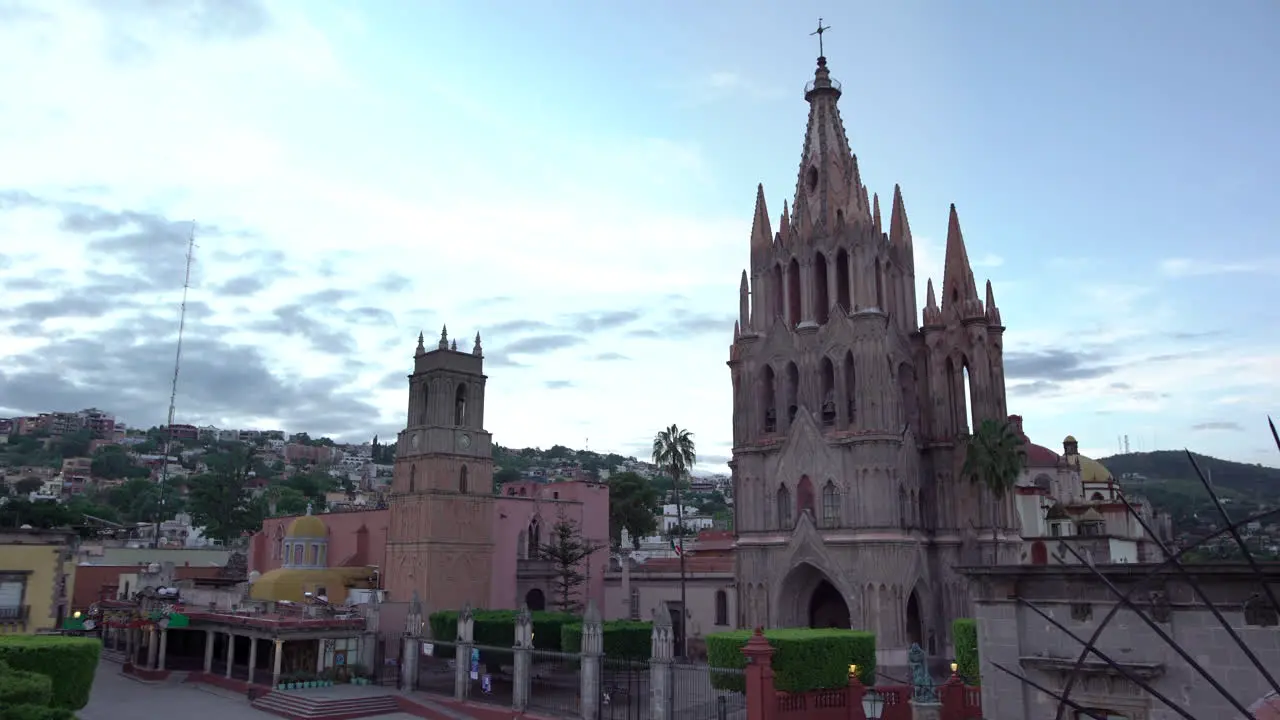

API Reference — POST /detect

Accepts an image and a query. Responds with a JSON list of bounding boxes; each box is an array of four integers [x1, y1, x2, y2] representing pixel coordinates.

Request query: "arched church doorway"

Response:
[[906, 590, 923, 648], [809, 580, 851, 628], [525, 588, 546, 611]]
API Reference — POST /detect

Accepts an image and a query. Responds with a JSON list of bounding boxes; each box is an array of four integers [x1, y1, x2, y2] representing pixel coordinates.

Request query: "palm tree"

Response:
[[960, 418, 1027, 549], [960, 418, 1027, 500], [652, 424, 696, 656]]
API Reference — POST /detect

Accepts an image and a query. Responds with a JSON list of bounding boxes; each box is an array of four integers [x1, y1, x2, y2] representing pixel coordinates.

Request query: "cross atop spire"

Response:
[[810, 18, 832, 61]]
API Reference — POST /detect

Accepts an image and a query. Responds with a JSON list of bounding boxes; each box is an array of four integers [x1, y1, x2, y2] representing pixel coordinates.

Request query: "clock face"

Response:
[[458, 433, 472, 450]]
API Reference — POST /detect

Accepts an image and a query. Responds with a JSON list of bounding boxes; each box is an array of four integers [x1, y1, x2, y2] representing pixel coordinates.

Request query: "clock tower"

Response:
[[385, 325, 496, 611]]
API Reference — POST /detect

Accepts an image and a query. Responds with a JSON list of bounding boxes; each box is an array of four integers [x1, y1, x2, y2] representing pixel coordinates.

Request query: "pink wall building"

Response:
[[249, 479, 609, 612]]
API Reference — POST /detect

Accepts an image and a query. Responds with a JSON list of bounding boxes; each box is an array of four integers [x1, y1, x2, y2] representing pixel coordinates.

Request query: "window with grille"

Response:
[[821, 482, 840, 526], [776, 486, 792, 529], [629, 588, 640, 620]]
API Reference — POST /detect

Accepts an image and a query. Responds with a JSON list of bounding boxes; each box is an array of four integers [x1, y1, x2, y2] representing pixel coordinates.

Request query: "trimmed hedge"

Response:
[[561, 620, 652, 660], [952, 618, 979, 684], [0, 636, 99, 710], [706, 628, 876, 693], [0, 666, 53, 706], [0, 706, 75, 720], [428, 609, 578, 651]]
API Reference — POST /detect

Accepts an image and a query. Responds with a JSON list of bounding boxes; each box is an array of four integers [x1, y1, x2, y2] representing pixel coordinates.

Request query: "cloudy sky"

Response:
[[1, 0, 1277, 470]]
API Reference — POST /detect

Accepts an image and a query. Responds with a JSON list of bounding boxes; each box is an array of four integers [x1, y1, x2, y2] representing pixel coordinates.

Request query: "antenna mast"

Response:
[[155, 224, 197, 547]]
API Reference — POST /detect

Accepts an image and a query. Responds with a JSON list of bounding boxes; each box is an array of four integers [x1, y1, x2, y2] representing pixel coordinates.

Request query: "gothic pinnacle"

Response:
[[889, 184, 914, 253], [778, 200, 791, 247], [750, 183, 772, 249], [438, 324, 449, 350], [415, 331, 426, 356], [872, 192, 882, 236], [473, 332, 483, 356]]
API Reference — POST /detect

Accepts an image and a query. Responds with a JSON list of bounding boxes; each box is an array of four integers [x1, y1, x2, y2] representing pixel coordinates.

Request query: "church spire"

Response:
[[750, 183, 773, 263], [940, 204, 981, 317], [793, 44, 863, 240], [415, 331, 426, 357], [438, 324, 449, 350]]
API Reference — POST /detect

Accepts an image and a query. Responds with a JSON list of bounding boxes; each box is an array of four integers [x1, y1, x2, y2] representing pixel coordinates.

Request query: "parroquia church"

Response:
[[727, 51, 1020, 669]]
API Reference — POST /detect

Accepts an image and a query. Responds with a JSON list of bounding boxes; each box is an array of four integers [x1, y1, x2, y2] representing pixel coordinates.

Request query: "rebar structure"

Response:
[[153, 224, 197, 548], [986, 417, 1280, 720]]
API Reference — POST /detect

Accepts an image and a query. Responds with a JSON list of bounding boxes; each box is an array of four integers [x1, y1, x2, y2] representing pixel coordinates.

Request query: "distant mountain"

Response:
[[1098, 451, 1280, 498]]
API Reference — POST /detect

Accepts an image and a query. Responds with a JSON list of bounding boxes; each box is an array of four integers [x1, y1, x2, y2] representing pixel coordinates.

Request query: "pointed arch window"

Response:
[[844, 351, 857, 426], [528, 517, 542, 557], [714, 590, 729, 626], [761, 366, 777, 433], [409, 464, 417, 493], [459, 464, 469, 494], [898, 486, 908, 529], [785, 362, 799, 425], [797, 475, 815, 518], [454, 383, 468, 426], [814, 251, 830, 324], [822, 481, 840, 527], [417, 383, 429, 426], [820, 357, 836, 427], [776, 485, 793, 530]]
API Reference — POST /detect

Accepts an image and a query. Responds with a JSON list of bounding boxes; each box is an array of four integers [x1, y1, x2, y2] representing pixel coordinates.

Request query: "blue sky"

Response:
[[0, 0, 1277, 469]]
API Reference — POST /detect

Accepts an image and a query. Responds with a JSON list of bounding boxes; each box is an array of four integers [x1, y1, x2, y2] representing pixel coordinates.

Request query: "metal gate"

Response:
[[417, 640, 457, 697], [602, 657, 650, 720], [372, 638, 401, 687]]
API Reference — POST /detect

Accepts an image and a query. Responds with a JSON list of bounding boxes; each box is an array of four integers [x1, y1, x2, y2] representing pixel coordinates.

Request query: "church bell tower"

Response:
[[385, 325, 496, 611]]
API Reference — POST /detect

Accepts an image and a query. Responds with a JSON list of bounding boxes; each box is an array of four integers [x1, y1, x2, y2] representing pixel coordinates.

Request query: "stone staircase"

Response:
[[250, 690, 401, 719]]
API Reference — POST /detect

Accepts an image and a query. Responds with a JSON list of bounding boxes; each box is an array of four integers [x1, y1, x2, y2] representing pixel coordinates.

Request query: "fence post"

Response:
[[938, 672, 963, 720], [512, 604, 532, 712], [400, 590, 424, 693], [454, 603, 474, 701], [649, 602, 675, 720], [741, 628, 775, 720], [580, 600, 604, 720]]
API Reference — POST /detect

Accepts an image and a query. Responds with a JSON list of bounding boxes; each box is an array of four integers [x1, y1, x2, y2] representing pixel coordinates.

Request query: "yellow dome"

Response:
[[249, 566, 375, 604], [1078, 455, 1113, 484], [286, 515, 328, 538], [1064, 435, 1078, 444]]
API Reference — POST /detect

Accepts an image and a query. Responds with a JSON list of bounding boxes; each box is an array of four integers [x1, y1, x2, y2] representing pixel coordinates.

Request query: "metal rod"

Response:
[[1053, 539, 1253, 717], [1051, 505, 1280, 720], [1184, 449, 1280, 614], [154, 224, 197, 548], [1016, 598, 1196, 720], [1116, 490, 1280, 699], [990, 661, 1110, 720]]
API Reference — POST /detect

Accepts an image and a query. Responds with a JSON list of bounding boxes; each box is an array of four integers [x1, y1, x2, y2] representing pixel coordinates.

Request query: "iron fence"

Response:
[[602, 656, 650, 720], [416, 639, 456, 697], [670, 663, 746, 720], [527, 647, 582, 718], [468, 643, 516, 708], [372, 638, 400, 687]]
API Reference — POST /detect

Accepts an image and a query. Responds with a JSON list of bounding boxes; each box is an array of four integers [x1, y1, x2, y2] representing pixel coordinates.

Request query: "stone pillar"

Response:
[[512, 605, 532, 711], [157, 628, 168, 671], [454, 604, 475, 701], [910, 699, 943, 720], [400, 635, 419, 693], [146, 627, 158, 670], [272, 639, 283, 687], [938, 673, 965, 720], [225, 633, 235, 678], [741, 629, 775, 720], [649, 602, 674, 720], [203, 629, 215, 672], [316, 639, 325, 674], [580, 600, 604, 720], [124, 628, 134, 665], [248, 638, 258, 684]]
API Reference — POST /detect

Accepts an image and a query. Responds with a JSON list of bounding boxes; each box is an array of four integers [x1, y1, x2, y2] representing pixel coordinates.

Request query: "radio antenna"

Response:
[[155, 223, 197, 547]]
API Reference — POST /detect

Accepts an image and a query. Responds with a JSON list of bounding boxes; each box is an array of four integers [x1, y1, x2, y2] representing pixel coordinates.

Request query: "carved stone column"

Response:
[[649, 603, 674, 720], [454, 604, 474, 701], [580, 601, 604, 720], [512, 605, 532, 711]]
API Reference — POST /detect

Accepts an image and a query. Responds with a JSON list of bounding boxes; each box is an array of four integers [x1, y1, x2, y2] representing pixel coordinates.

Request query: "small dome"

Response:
[[286, 515, 327, 538], [1063, 435, 1077, 444], [1078, 456, 1113, 485]]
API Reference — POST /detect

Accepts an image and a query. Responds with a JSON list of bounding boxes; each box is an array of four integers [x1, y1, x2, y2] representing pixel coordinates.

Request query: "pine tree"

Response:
[[535, 516, 604, 613]]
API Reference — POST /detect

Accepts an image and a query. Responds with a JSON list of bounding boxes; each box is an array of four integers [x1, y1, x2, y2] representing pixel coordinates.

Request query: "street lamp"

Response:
[[950, 661, 959, 675], [862, 689, 884, 719]]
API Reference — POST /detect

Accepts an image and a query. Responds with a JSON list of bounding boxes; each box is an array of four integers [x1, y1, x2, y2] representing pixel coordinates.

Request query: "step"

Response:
[[251, 691, 401, 720]]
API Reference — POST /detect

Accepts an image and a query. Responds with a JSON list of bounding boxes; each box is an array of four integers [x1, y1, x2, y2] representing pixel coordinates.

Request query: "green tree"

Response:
[[186, 445, 261, 543], [55, 430, 92, 459], [608, 471, 659, 547], [535, 516, 604, 613], [13, 477, 45, 495], [90, 446, 148, 480], [262, 485, 310, 516], [494, 467, 521, 490], [959, 418, 1027, 499], [282, 469, 335, 504], [652, 423, 696, 654]]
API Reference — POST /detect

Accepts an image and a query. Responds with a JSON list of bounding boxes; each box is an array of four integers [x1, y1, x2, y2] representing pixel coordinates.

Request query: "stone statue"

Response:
[[908, 643, 937, 703]]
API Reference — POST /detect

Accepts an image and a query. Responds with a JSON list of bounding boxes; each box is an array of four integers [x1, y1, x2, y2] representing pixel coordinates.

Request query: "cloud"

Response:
[[1191, 422, 1245, 432], [593, 352, 630, 361], [1003, 349, 1113, 382], [216, 274, 269, 296], [694, 71, 784, 102], [1159, 258, 1280, 278], [500, 334, 583, 355], [544, 380, 574, 390]]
